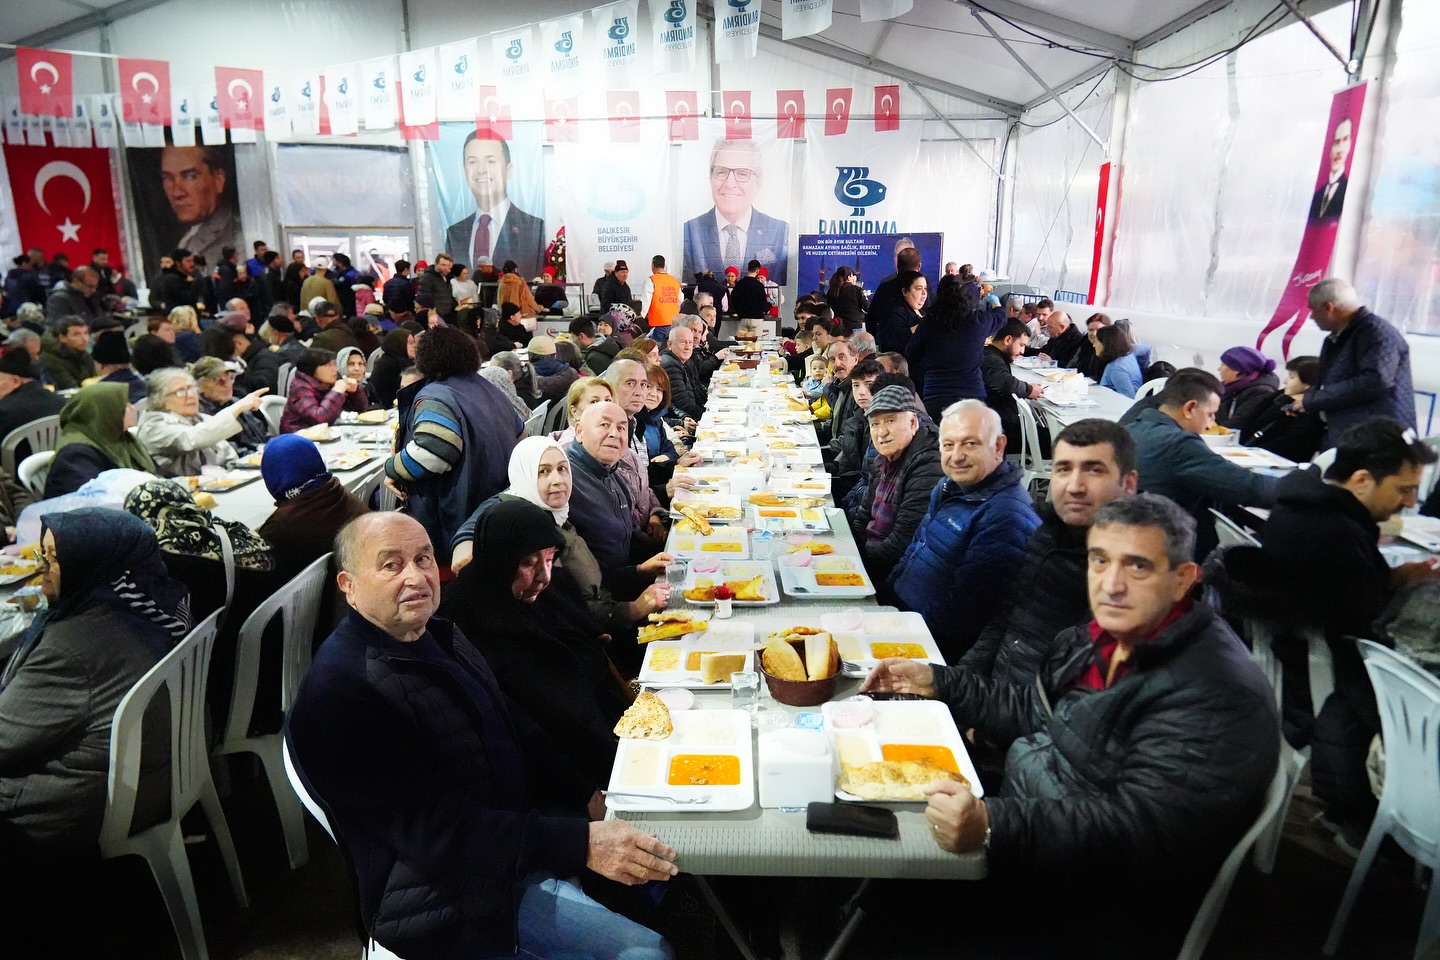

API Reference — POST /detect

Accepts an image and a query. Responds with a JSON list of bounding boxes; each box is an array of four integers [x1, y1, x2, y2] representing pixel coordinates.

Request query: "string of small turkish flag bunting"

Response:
[[11, 45, 902, 144]]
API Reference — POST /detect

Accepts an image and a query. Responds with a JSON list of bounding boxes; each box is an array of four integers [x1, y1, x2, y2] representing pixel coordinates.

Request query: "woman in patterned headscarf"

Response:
[[124, 479, 274, 572], [0, 508, 190, 855]]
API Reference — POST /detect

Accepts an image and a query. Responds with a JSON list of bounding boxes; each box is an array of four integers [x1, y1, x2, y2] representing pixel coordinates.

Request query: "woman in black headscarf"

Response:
[[0, 508, 190, 855], [439, 499, 632, 786], [369, 328, 414, 409]]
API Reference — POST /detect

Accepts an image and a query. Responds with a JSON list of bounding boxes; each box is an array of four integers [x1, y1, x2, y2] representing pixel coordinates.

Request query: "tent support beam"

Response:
[[1021, 60, 1113, 113], [1277, 0, 1352, 70], [972, 11, 1106, 149], [908, 83, 1003, 178], [0, 0, 174, 63], [949, 0, 1132, 56]]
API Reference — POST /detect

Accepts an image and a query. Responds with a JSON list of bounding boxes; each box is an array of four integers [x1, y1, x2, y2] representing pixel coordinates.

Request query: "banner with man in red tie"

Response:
[[427, 121, 547, 279], [4, 143, 123, 272]]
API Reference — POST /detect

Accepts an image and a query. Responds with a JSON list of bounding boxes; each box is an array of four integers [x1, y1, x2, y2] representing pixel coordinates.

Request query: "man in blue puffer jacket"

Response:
[[889, 399, 1040, 661]]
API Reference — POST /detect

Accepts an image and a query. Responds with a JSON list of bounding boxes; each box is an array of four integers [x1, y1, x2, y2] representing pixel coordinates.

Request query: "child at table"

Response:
[[801, 355, 828, 400], [1243, 355, 1324, 464]]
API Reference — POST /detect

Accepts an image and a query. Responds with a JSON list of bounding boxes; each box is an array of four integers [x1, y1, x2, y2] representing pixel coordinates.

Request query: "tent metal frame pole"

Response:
[[971, 11, 1106, 150], [1277, 0, 1353, 70], [908, 82, 1003, 179]]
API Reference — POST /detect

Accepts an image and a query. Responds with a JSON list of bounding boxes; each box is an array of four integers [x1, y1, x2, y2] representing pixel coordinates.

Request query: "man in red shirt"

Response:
[[864, 493, 1278, 957]]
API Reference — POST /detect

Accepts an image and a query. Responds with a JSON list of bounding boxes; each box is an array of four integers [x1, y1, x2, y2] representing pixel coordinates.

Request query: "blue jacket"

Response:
[[1126, 407, 1277, 559], [1306, 307, 1416, 444], [889, 461, 1041, 661], [565, 442, 633, 573], [285, 611, 591, 960], [1099, 353, 1143, 398]]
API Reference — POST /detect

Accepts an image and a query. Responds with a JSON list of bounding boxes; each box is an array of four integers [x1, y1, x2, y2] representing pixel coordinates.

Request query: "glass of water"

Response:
[[665, 561, 687, 592], [731, 671, 760, 715]]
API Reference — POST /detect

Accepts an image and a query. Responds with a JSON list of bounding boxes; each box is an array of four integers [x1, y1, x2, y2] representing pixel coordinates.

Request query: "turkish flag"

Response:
[[545, 95, 578, 144], [395, 81, 438, 141], [825, 88, 853, 136], [4, 143, 122, 270], [776, 90, 805, 139], [478, 86, 513, 141], [666, 91, 698, 142], [723, 91, 751, 140], [118, 58, 171, 126], [608, 90, 641, 143], [215, 67, 265, 130], [874, 84, 900, 132], [17, 48, 73, 119]]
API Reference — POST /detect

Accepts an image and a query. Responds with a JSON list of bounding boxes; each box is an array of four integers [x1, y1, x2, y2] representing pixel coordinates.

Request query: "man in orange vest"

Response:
[[641, 254, 681, 341]]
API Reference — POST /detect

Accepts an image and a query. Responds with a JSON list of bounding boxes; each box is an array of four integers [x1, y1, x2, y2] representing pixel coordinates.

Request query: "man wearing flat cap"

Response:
[[0, 345, 65, 450], [846, 384, 944, 586]]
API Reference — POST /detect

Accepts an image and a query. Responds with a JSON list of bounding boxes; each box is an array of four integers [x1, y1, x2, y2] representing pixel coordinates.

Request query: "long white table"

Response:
[[1011, 364, 1136, 426]]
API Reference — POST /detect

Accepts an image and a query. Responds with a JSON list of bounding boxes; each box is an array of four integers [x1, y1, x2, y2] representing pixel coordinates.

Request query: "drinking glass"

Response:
[[731, 671, 760, 715], [665, 562, 687, 592]]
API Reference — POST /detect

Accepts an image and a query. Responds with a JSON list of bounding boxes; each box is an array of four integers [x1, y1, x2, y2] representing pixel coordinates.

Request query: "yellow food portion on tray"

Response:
[[869, 642, 928, 660], [815, 572, 866, 587], [684, 574, 767, 603], [649, 647, 681, 671], [638, 611, 708, 644], [669, 754, 741, 786], [838, 760, 967, 801]]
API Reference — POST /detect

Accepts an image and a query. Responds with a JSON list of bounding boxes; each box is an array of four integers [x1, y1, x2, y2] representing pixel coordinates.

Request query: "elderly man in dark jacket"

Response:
[[44, 268, 99, 324], [865, 494, 1279, 959], [889, 400, 1040, 661], [847, 386, 944, 585], [286, 513, 675, 960], [658, 325, 705, 422], [1294, 277, 1415, 444], [566, 401, 637, 574]]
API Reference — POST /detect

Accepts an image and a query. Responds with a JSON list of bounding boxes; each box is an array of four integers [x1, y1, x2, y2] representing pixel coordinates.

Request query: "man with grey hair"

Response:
[[1292, 276, 1414, 444], [1031, 310, 1084, 368], [849, 330, 877, 363], [864, 492, 1277, 958], [659, 325, 705, 422], [682, 138, 790, 283], [887, 399, 1041, 659]]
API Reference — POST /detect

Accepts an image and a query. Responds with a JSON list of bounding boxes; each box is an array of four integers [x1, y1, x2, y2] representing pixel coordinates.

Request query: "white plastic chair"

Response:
[[365, 347, 383, 378], [99, 610, 248, 960], [276, 363, 295, 397], [1135, 377, 1168, 401], [1176, 753, 1291, 960], [132, 397, 149, 414], [1013, 397, 1051, 491], [1324, 641, 1440, 959], [522, 400, 550, 438], [1, 413, 60, 477], [212, 553, 331, 869], [17, 449, 55, 496], [283, 740, 406, 960], [1210, 508, 1261, 549], [260, 395, 287, 436], [1312, 447, 1337, 473]]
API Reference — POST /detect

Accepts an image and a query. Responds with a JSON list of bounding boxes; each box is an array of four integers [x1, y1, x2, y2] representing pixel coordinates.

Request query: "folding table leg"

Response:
[[693, 875, 761, 960], [820, 879, 872, 960]]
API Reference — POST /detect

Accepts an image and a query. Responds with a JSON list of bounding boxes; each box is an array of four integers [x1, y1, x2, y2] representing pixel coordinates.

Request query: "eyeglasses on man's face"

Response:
[[710, 166, 756, 183]]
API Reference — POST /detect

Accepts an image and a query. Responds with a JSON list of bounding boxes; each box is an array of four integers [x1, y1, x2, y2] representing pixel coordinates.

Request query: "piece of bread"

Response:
[[837, 761, 967, 801], [728, 573, 767, 602], [613, 692, 673, 740], [804, 633, 836, 681], [700, 652, 748, 685], [749, 491, 786, 506], [638, 611, 709, 644], [675, 503, 713, 536], [761, 639, 807, 681]]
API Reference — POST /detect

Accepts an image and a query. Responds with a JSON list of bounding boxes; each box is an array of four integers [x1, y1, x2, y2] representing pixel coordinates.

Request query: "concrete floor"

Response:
[[17, 762, 1434, 960]]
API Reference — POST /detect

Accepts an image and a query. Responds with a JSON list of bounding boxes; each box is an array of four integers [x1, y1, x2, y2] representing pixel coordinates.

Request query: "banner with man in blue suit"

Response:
[[679, 126, 793, 286]]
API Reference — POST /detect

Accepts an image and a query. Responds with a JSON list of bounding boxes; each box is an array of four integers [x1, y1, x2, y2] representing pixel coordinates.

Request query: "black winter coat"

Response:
[[43, 444, 117, 499], [240, 340, 283, 395], [937, 603, 1278, 957], [660, 349, 705, 421], [849, 422, 944, 582], [827, 284, 868, 332], [1243, 392, 1324, 464], [285, 612, 592, 960], [1217, 371, 1280, 432], [980, 344, 1028, 454]]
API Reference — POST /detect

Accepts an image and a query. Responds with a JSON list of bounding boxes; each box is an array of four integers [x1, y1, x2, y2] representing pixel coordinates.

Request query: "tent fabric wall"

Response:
[[1007, 71, 1114, 296], [1355, 0, 1440, 336]]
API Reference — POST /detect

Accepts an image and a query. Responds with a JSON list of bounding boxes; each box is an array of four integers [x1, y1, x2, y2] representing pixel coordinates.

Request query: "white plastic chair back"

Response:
[[213, 552, 331, 869], [1413, 436, 1440, 513], [1324, 641, 1440, 959], [17, 450, 55, 497], [99, 610, 248, 960], [1209, 508, 1261, 549], [132, 397, 149, 414], [1013, 397, 1051, 491], [366, 348, 383, 378], [1, 413, 60, 477], [1311, 447, 1337, 472], [375, 479, 400, 512], [1176, 754, 1290, 960], [1135, 377, 1168, 401], [522, 400, 549, 438], [276, 363, 295, 397], [260, 395, 287, 436]]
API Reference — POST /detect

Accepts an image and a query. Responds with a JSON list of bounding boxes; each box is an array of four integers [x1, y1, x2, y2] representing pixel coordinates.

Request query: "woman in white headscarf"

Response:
[[447, 436, 670, 663]]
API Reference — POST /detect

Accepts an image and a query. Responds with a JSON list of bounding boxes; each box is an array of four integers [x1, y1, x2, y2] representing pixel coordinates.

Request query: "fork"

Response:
[[606, 792, 712, 805]]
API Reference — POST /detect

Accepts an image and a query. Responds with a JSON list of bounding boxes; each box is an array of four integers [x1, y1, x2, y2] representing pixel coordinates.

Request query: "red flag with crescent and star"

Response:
[[17, 48, 73, 118], [215, 67, 265, 130], [776, 90, 805, 139], [874, 84, 900, 132], [722, 91, 751, 140], [665, 91, 698, 142], [608, 91, 641, 143], [825, 88, 853, 136], [4, 144, 123, 269], [118, 58, 171, 126]]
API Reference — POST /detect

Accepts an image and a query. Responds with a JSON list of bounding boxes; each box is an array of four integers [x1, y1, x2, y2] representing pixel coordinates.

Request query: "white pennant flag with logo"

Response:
[[119, 101, 145, 147], [362, 56, 398, 130], [200, 87, 226, 145], [593, 0, 640, 82], [653, 0, 697, 75], [436, 39, 478, 122], [263, 74, 292, 140], [782, 0, 832, 39], [492, 26, 536, 97], [24, 112, 45, 147], [70, 98, 93, 149], [541, 16, 584, 93], [170, 87, 196, 146], [858, 0, 912, 22], [3, 98, 24, 146], [143, 116, 166, 146], [91, 95, 118, 148], [325, 64, 360, 136], [292, 74, 320, 137], [51, 110, 74, 149], [398, 48, 437, 125], [713, 0, 761, 62]]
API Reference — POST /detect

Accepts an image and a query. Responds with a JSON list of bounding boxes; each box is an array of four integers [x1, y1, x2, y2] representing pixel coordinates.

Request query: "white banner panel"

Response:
[[858, 0, 912, 22], [653, 0, 697, 75], [802, 119, 922, 233], [168, 85, 194, 146], [264, 73, 292, 140], [782, 0, 833, 40], [541, 15, 585, 93], [398, 48, 438, 126], [362, 56, 398, 130], [593, 0, 640, 82], [292, 74, 320, 137], [51, 111, 73, 149], [714, 0, 761, 62], [200, 87, 225, 146], [437, 39, 479, 122], [493, 26, 537, 97], [324, 64, 359, 136], [3, 99, 22, 146], [71, 99, 93, 148]]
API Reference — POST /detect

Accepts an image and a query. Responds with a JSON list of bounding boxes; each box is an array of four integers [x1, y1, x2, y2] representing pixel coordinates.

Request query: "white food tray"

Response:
[[637, 622, 757, 688], [823, 700, 983, 801], [683, 560, 780, 607], [777, 554, 876, 599], [607, 710, 755, 812], [666, 526, 750, 560]]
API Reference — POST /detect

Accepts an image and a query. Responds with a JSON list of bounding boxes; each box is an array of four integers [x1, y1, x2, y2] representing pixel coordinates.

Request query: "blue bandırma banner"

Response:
[[795, 231, 943, 300]]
